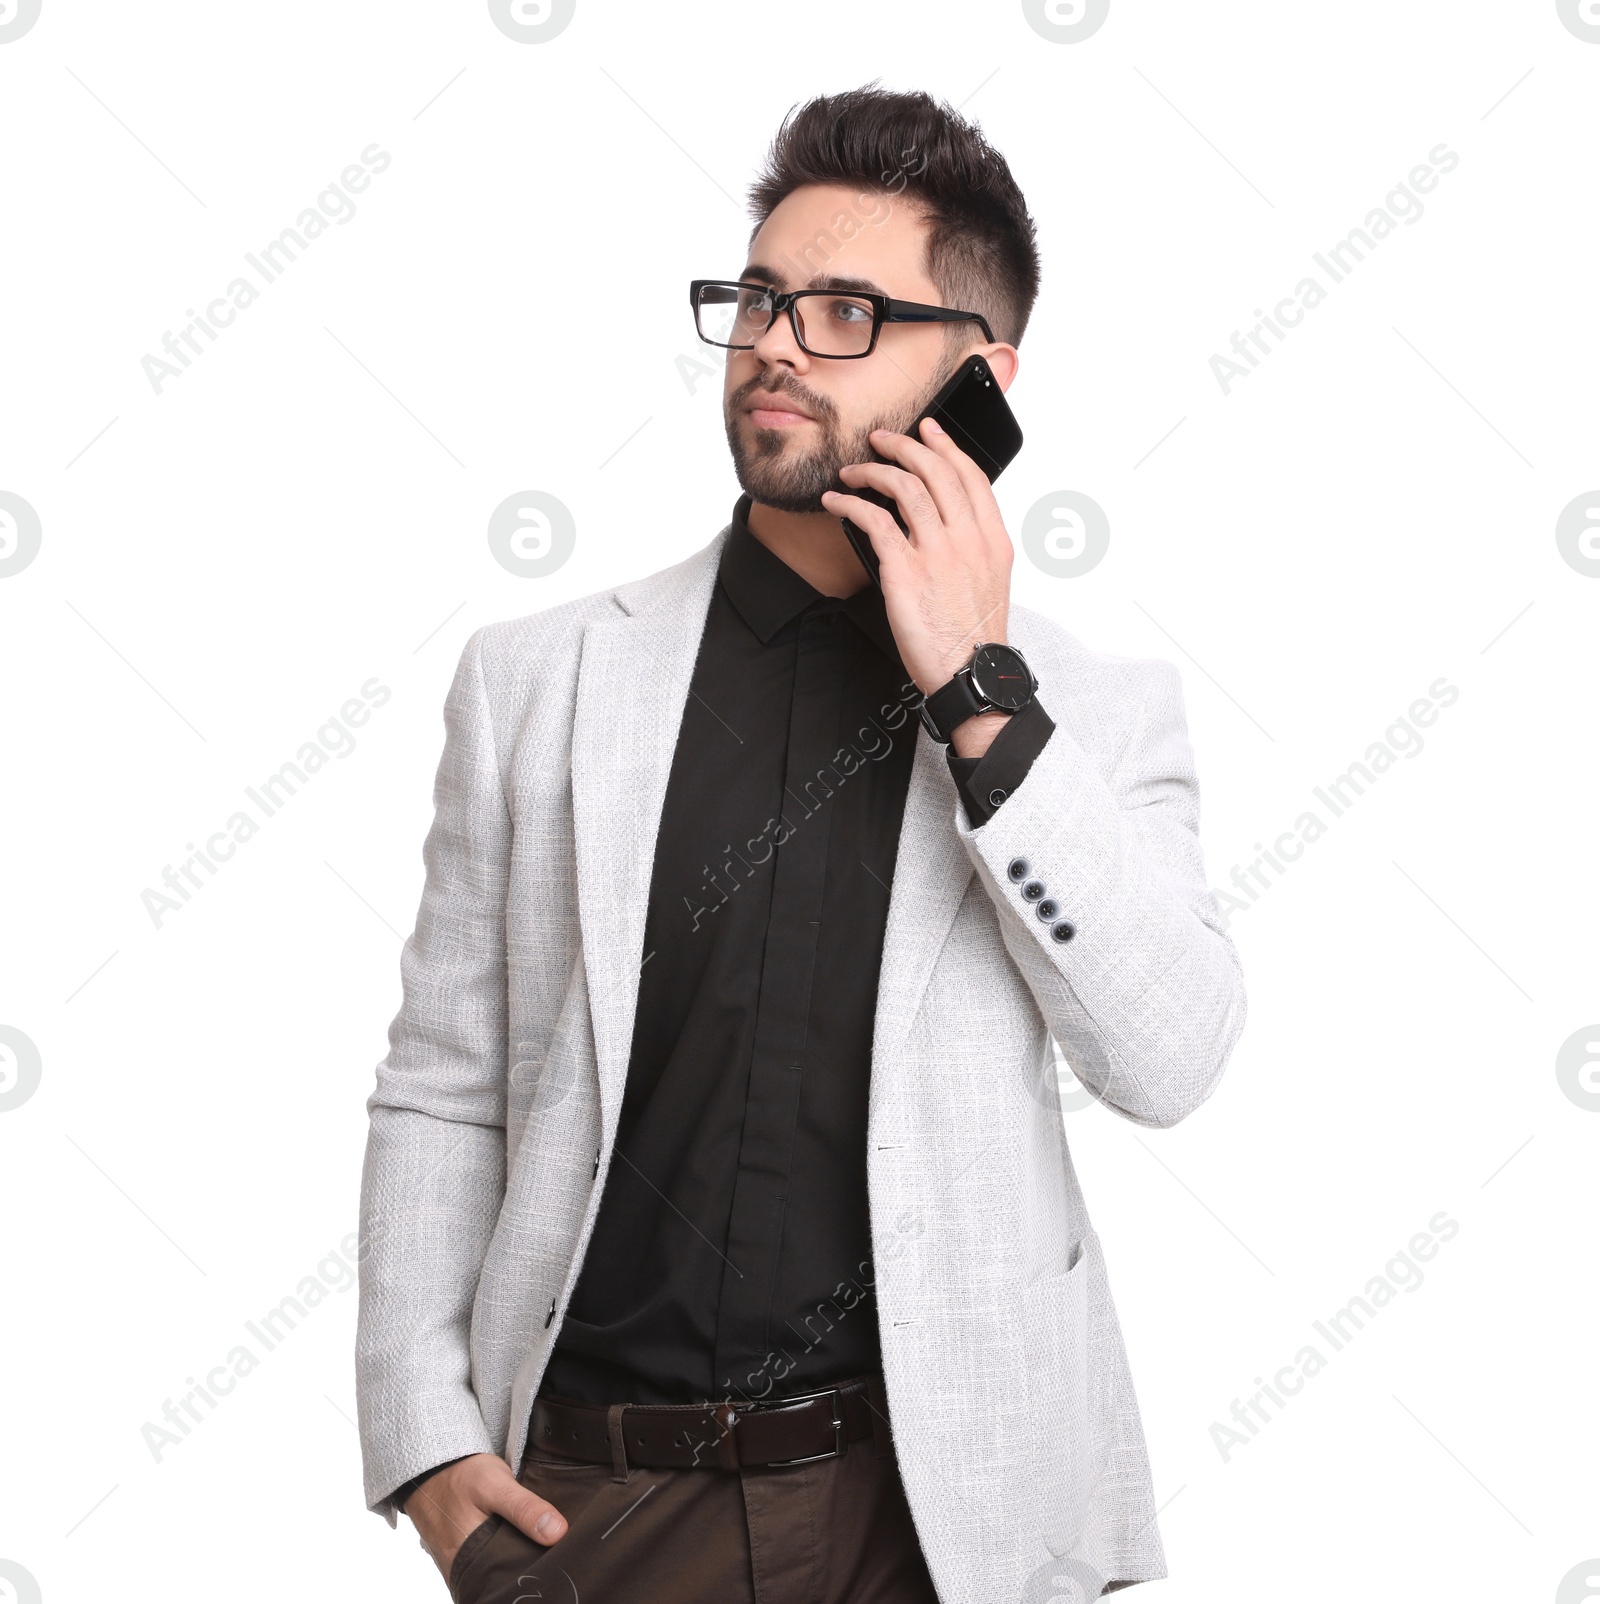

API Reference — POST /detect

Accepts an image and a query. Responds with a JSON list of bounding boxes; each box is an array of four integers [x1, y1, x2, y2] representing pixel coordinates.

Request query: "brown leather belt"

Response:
[[527, 1375, 878, 1474]]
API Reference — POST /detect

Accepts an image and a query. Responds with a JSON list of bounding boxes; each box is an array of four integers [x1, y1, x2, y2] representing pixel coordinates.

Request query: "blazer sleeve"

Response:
[[356, 626, 509, 1524], [951, 657, 1246, 1129]]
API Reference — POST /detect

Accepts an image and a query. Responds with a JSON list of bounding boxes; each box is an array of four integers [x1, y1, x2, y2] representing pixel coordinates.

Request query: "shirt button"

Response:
[[1021, 879, 1046, 902], [988, 787, 1008, 808], [1036, 898, 1060, 921], [1051, 920, 1076, 943], [1007, 857, 1030, 882]]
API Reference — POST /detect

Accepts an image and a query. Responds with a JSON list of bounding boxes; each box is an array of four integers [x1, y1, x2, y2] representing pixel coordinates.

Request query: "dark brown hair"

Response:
[[747, 84, 1041, 348]]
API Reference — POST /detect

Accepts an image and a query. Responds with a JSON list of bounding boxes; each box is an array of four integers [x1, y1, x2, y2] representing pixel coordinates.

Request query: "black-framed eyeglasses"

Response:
[[689, 278, 995, 360]]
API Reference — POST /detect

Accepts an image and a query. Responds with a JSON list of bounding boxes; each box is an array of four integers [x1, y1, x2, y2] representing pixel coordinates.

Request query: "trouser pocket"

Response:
[[447, 1513, 504, 1602]]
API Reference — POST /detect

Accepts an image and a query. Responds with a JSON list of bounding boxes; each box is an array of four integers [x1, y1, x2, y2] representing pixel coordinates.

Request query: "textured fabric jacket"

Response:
[[355, 518, 1248, 1602]]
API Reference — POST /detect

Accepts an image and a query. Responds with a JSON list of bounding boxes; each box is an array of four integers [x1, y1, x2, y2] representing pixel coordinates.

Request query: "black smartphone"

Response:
[[837, 351, 1023, 585]]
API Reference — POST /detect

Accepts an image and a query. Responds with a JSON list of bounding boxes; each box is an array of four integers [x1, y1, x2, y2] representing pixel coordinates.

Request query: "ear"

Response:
[[975, 342, 1020, 391]]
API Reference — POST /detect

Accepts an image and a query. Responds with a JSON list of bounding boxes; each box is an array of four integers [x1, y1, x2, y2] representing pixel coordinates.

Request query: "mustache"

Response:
[[732, 374, 836, 422]]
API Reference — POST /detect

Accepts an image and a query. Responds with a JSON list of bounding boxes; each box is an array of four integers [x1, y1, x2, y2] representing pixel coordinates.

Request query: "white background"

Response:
[[2, 2, 1597, 1601]]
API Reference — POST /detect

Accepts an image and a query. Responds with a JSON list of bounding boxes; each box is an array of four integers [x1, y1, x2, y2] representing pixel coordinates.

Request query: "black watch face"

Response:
[[969, 644, 1034, 710]]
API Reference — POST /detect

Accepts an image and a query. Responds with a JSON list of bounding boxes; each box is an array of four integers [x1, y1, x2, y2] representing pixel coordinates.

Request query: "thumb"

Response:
[[491, 1482, 568, 1547]]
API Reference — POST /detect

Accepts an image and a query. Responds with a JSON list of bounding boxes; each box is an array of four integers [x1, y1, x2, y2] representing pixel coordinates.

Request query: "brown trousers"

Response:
[[446, 1375, 942, 1604]]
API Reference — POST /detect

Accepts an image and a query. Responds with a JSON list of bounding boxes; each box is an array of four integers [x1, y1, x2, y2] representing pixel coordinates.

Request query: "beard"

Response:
[[724, 366, 948, 515]]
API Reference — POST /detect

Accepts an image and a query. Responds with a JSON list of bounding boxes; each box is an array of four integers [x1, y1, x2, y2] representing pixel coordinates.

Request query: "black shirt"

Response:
[[393, 496, 1055, 1506], [540, 495, 1054, 1407]]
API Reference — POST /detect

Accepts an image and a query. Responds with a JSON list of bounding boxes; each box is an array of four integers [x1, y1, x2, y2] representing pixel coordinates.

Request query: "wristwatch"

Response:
[[918, 642, 1038, 744]]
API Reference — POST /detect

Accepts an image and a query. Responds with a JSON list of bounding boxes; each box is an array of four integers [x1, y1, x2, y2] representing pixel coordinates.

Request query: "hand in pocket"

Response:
[[404, 1452, 569, 1582]]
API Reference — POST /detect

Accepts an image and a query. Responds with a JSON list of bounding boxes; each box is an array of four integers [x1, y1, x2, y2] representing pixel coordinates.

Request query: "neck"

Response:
[[745, 501, 873, 599]]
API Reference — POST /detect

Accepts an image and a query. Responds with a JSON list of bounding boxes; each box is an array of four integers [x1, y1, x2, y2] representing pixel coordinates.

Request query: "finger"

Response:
[[488, 1480, 569, 1547], [915, 417, 1001, 531], [911, 420, 1009, 565], [819, 491, 915, 574], [834, 462, 944, 542], [864, 428, 972, 526]]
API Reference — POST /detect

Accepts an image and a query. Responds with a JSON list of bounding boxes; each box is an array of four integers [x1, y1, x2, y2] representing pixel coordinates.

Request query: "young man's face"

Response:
[[722, 182, 972, 515]]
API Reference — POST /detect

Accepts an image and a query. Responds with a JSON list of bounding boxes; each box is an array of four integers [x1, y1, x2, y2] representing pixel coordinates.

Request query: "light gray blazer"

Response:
[[355, 518, 1247, 1602]]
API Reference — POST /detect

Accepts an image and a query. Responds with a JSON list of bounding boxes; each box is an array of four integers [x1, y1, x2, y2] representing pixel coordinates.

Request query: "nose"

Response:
[[748, 295, 811, 374]]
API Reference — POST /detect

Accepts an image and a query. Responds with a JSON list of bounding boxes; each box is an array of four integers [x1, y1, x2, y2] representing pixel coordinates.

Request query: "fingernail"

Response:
[[923, 418, 945, 435], [534, 1511, 560, 1540]]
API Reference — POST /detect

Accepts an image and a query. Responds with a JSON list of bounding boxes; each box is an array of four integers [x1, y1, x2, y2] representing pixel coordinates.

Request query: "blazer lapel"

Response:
[[570, 520, 975, 1138], [871, 729, 976, 1095], [570, 533, 726, 1138]]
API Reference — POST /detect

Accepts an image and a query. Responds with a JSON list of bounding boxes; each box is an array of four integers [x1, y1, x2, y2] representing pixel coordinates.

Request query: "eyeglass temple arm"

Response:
[[882, 299, 995, 342]]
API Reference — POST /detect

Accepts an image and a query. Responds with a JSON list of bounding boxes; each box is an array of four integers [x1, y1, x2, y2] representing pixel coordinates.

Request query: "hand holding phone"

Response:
[[837, 352, 1023, 586]]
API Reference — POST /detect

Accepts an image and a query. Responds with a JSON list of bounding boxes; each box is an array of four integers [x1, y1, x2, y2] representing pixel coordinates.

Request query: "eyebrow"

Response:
[[739, 263, 889, 298]]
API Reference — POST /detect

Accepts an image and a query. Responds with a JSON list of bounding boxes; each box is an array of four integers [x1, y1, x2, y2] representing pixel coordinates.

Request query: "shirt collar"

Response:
[[719, 493, 903, 665]]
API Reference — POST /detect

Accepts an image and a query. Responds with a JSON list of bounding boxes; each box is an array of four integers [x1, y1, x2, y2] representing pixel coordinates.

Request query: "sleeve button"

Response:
[[988, 787, 1008, 808], [1050, 920, 1076, 943], [1036, 898, 1060, 921], [1021, 880, 1046, 902], [1007, 856, 1030, 882]]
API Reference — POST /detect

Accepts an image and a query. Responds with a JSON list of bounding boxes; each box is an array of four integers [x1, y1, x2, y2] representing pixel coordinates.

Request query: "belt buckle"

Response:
[[757, 1386, 845, 1467]]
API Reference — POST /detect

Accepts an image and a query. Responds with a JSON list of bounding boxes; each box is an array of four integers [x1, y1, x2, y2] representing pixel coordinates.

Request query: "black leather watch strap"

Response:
[[918, 671, 984, 744]]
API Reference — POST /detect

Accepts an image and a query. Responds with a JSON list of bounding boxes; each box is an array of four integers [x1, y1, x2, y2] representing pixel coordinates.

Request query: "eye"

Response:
[[831, 298, 872, 323]]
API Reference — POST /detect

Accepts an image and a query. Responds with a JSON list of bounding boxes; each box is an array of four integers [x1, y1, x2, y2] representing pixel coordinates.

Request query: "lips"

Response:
[[745, 392, 813, 424]]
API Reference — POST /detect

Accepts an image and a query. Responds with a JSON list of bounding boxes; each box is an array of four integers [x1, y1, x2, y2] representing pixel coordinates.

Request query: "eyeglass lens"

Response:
[[695, 282, 877, 356]]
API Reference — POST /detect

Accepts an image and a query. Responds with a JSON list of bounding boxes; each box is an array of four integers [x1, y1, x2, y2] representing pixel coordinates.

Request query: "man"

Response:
[[356, 84, 1246, 1604]]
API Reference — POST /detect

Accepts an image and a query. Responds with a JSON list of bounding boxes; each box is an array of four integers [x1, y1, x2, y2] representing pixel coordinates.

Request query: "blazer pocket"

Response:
[[447, 1513, 503, 1601], [1020, 1234, 1099, 1552]]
